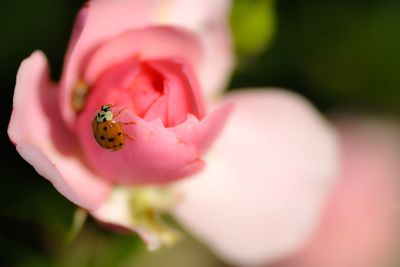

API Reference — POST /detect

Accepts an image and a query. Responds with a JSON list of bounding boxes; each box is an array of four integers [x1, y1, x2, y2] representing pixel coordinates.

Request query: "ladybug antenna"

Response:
[[101, 104, 113, 112]]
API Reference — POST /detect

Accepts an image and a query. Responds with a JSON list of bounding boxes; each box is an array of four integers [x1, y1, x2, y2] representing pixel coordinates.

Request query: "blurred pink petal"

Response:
[[61, 0, 158, 125], [160, 0, 233, 99], [270, 118, 400, 267], [174, 89, 339, 266], [8, 51, 111, 210], [83, 26, 203, 87]]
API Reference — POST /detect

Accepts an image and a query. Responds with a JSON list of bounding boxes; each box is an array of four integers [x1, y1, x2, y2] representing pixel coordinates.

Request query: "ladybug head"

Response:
[[96, 104, 113, 123], [101, 104, 112, 112]]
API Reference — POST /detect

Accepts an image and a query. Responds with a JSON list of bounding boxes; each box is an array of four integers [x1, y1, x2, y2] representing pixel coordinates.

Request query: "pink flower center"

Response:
[[130, 62, 164, 118], [83, 55, 204, 128]]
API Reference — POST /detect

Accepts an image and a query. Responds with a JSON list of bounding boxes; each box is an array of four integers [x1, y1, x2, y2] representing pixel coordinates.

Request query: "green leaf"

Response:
[[231, 0, 276, 56]]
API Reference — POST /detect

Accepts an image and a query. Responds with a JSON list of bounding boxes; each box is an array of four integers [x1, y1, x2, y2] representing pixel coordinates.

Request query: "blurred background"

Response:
[[1, 0, 400, 266]]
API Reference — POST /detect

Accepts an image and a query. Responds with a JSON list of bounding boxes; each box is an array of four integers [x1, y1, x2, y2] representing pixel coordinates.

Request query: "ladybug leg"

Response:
[[113, 107, 128, 119], [120, 121, 136, 126], [114, 109, 137, 126], [124, 133, 135, 141], [120, 121, 136, 142]]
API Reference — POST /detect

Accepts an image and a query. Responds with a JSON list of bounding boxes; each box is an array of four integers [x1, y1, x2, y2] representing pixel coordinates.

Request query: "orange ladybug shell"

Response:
[[92, 120, 125, 151]]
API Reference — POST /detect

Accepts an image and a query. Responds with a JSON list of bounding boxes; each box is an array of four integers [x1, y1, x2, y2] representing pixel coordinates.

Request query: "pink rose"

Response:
[[8, 0, 232, 247], [270, 118, 400, 267], [8, 0, 339, 258]]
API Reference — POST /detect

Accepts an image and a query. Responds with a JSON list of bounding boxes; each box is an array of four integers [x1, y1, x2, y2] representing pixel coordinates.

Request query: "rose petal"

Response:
[[270, 118, 400, 267], [158, 0, 234, 99], [8, 51, 111, 210], [143, 58, 205, 125], [84, 26, 203, 89], [173, 89, 339, 266], [60, 0, 159, 126], [76, 102, 231, 185], [169, 103, 233, 155]]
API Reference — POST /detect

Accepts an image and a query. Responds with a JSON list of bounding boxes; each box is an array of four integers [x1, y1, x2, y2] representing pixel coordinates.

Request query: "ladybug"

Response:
[[92, 104, 135, 151]]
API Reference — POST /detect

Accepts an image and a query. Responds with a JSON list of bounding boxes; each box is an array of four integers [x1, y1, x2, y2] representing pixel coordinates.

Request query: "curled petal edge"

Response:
[[8, 51, 111, 210]]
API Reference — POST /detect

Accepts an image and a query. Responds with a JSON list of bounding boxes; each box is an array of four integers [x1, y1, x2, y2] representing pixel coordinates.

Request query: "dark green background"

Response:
[[1, 1, 399, 266]]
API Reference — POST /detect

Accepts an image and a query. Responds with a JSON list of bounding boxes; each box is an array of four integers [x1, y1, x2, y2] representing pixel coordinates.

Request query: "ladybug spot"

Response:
[[118, 132, 122, 136], [108, 138, 115, 142], [100, 136, 105, 140], [103, 126, 107, 131], [119, 143, 123, 146]]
